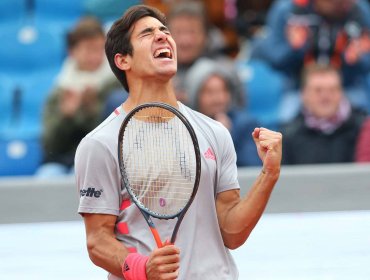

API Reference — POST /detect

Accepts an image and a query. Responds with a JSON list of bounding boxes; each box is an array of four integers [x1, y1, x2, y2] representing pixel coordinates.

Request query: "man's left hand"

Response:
[[252, 127, 282, 176]]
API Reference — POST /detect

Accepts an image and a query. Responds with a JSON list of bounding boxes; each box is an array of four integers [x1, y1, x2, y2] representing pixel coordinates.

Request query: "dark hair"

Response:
[[105, 5, 167, 92], [301, 63, 342, 88], [67, 17, 105, 49]]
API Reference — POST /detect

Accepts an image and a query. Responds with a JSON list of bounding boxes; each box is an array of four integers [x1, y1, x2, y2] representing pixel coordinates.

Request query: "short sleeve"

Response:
[[217, 127, 240, 193], [75, 137, 121, 216]]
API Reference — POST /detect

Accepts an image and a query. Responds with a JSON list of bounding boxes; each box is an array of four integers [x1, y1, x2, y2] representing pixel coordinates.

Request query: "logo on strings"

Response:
[[159, 198, 166, 207]]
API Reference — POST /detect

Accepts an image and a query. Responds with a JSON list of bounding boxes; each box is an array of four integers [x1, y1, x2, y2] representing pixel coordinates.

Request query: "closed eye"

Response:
[[159, 26, 171, 35], [138, 28, 154, 38], [137, 26, 171, 38]]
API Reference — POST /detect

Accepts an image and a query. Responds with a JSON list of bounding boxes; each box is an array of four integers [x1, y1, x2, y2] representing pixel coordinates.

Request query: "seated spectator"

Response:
[[36, 17, 116, 177], [167, 1, 235, 104], [251, 0, 370, 119], [185, 58, 260, 166], [355, 117, 370, 162], [281, 63, 367, 165]]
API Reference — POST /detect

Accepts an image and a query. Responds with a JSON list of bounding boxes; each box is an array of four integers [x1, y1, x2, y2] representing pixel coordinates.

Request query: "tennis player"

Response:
[[75, 5, 282, 280]]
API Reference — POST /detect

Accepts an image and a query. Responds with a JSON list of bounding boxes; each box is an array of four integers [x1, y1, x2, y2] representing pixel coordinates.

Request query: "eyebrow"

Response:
[[137, 25, 170, 37]]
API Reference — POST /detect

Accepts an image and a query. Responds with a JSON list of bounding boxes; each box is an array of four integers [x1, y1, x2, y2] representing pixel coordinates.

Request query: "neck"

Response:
[[123, 79, 178, 112]]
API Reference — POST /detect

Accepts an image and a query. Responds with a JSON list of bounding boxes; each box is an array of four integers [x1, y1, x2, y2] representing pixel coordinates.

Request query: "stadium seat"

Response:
[[0, 77, 16, 136], [0, 70, 57, 140], [0, 0, 26, 27], [0, 25, 65, 76], [34, 0, 84, 34], [0, 138, 43, 176], [84, 0, 140, 23], [237, 60, 284, 129], [21, 72, 56, 136]]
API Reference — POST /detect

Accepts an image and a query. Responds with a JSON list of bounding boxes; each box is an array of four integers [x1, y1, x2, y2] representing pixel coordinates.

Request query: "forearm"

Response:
[[87, 230, 129, 277], [218, 169, 279, 249]]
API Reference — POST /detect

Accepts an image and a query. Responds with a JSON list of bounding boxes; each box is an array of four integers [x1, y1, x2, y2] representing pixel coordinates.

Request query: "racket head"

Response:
[[118, 102, 201, 220]]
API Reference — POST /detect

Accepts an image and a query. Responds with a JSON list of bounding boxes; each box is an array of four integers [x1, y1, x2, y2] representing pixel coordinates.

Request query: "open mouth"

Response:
[[153, 48, 173, 59]]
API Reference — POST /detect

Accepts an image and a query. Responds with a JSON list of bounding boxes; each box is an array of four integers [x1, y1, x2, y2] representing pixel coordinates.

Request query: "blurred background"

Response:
[[0, 0, 369, 279]]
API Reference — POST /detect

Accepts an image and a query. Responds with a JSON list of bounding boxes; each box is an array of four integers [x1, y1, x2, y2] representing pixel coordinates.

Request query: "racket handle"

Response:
[[150, 227, 163, 248]]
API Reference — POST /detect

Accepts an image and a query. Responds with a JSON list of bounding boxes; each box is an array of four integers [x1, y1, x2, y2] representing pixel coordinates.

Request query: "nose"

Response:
[[154, 30, 167, 42]]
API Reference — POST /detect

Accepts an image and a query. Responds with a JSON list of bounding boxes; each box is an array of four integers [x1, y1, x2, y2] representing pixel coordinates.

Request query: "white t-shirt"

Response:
[[75, 102, 240, 280]]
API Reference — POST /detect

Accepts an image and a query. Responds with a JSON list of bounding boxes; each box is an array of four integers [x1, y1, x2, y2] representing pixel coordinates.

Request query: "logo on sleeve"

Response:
[[80, 187, 103, 198]]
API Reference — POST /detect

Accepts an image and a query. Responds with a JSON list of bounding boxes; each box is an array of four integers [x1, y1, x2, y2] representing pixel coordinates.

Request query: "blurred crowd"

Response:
[[0, 0, 369, 177]]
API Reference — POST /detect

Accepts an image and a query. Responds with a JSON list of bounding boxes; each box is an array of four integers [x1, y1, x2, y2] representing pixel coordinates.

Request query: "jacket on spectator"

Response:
[[282, 108, 367, 164], [251, 0, 370, 90]]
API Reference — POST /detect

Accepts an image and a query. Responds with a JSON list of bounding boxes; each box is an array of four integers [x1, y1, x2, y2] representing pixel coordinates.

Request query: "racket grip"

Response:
[[150, 227, 163, 248]]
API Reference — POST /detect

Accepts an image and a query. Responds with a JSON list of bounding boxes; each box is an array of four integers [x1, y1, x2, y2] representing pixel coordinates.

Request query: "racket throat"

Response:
[[149, 226, 163, 248]]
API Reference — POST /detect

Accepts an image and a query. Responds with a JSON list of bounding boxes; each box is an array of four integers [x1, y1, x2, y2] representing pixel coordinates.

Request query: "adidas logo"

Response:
[[80, 187, 103, 198], [204, 147, 216, 161], [123, 262, 130, 272]]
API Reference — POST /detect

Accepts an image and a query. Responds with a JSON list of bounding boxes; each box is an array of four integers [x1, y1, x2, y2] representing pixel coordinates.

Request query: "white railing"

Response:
[[0, 163, 369, 223]]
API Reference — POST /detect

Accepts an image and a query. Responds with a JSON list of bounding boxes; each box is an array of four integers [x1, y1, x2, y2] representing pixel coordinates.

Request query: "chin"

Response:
[[160, 67, 177, 78]]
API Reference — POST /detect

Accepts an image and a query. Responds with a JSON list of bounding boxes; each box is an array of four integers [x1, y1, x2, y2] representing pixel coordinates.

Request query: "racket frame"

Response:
[[118, 102, 201, 247]]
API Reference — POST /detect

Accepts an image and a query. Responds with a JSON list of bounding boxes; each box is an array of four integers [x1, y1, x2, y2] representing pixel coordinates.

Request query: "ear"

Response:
[[114, 53, 131, 71]]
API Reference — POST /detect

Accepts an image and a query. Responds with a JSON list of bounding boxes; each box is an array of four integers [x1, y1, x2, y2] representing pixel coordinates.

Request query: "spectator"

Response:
[[36, 17, 116, 177], [251, 0, 370, 119], [355, 117, 370, 162], [281, 63, 367, 165], [185, 58, 260, 166], [235, 0, 274, 39], [167, 1, 233, 103]]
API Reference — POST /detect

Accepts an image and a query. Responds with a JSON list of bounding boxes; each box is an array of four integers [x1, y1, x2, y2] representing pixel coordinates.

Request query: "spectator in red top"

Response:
[[355, 117, 370, 162]]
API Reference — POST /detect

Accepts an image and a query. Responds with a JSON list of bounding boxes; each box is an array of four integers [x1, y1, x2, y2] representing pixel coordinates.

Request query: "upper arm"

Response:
[[215, 189, 240, 229], [83, 213, 117, 241], [75, 137, 121, 216], [217, 126, 240, 193]]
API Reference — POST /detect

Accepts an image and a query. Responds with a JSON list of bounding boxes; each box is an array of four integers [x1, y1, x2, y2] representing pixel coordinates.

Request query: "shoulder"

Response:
[[348, 108, 367, 129], [180, 104, 230, 136], [76, 109, 124, 159], [280, 114, 305, 138], [180, 104, 234, 156]]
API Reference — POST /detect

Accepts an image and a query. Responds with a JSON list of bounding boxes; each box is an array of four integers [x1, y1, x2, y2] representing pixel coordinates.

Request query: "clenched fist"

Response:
[[252, 127, 282, 176]]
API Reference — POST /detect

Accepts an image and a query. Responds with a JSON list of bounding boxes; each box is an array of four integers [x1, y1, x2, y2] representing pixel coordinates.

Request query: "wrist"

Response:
[[122, 253, 149, 280], [261, 167, 280, 180]]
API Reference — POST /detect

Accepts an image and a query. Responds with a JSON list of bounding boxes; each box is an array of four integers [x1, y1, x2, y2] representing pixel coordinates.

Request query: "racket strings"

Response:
[[122, 108, 196, 217]]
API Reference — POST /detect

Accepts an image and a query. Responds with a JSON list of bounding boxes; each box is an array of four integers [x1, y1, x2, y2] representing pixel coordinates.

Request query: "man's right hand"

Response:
[[146, 245, 180, 280]]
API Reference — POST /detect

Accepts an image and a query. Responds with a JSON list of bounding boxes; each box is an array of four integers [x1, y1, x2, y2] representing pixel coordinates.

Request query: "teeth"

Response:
[[154, 48, 171, 58]]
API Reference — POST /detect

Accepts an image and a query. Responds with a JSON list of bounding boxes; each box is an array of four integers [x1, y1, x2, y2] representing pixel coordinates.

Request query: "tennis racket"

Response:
[[118, 102, 201, 248]]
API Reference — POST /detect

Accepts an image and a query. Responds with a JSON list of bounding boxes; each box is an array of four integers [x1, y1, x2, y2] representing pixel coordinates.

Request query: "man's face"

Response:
[[198, 75, 231, 118], [169, 15, 206, 65], [71, 35, 106, 71], [126, 16, 177, 81], [302, 71, 343, 119]]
